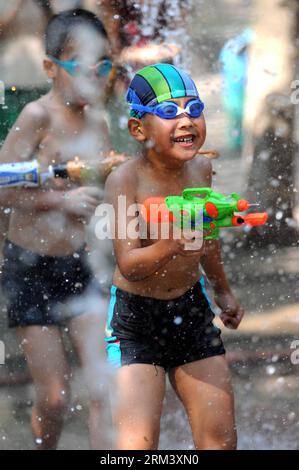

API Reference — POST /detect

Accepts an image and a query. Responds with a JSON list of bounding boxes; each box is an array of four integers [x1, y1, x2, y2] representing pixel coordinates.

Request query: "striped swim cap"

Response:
[[126, 63, 200, 118]]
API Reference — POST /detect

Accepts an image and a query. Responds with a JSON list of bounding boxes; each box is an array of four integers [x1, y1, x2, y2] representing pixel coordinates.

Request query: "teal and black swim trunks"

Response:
[[105, 278, 225, 370]]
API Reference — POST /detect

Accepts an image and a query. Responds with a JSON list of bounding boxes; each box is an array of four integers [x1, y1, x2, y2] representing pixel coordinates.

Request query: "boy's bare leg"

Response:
[[169, 355, 237, 450], [68, 311, 112, 450], [17, 326, 70, 450], [113, 364, 166, 450]]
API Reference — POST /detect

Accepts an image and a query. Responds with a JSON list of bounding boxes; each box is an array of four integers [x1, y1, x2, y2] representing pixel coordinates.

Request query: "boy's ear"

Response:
[[128, 118, 146, 142], [43, 58, 57, 79]]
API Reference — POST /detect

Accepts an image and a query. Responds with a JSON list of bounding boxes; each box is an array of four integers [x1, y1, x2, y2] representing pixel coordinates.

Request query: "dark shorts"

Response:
[[1, 239, 95, 328], [105, 279, 225, 370]]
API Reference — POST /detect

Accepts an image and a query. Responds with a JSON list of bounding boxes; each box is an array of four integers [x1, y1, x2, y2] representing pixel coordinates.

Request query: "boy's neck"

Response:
[[143, 148, 187, 175], [49, 88, 86, 117]]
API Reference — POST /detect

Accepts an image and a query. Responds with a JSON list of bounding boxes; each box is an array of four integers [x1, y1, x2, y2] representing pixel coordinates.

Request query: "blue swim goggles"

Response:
[[130, 98, 205, 120], [48, 55, 113, 77]]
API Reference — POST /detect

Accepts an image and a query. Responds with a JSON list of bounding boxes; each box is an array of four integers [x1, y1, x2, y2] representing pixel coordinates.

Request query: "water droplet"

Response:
[[266, 365, 276, 375], [259, 150, 270, 161], [276, 377, 285, 385], [262, 422, 275, 431], [275, 211, 283, 220], [270, 179, 279, 188]]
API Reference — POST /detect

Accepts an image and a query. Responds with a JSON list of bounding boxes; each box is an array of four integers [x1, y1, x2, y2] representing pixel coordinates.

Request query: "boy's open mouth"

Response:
[[172, 134, 196, 146]]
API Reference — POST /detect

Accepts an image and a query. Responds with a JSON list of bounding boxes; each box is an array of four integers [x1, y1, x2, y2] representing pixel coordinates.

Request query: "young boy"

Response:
[[0, 9, 126, 450], [104, 63, 244, 450]]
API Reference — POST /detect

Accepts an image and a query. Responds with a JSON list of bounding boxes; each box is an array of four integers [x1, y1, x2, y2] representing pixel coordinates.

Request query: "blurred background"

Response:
[[0, 0, 298, 450]]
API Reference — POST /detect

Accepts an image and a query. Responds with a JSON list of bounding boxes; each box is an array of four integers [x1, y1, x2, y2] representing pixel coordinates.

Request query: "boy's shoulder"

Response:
[[190, 154, 213, 181], [191, 154, 213, 170], [105, 156, 139, 191], [18, 96, 51, 128], [0, 96, 52, 162]]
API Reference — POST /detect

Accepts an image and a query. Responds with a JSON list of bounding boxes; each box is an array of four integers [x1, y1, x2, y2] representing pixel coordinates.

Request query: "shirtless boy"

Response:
[[105, 63, 244, 450]]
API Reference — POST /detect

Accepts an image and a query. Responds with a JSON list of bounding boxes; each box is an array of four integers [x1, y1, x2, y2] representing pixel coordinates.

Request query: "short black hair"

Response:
[[45, 8, 108, 58]]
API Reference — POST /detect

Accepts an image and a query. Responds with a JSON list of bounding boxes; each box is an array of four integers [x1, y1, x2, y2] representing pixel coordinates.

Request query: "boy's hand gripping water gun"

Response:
[[141, 187, 268, 240]]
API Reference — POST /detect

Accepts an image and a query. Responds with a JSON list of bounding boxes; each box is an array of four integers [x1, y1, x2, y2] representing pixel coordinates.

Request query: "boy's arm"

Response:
[[0, 1, 22, 32], [105, 164, 182, 282], [197, 157, 244, 329], [201, 239, 232, 293], [97, 0, 122, 56], [0, 102, 69, 211], [200, 240, 244, 329], [198, 147, 231, 293]]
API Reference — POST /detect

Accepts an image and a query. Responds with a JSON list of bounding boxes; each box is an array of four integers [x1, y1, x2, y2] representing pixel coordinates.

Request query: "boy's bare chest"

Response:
[[136, 162, 208, 202], [36, 117, 104, 167]]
